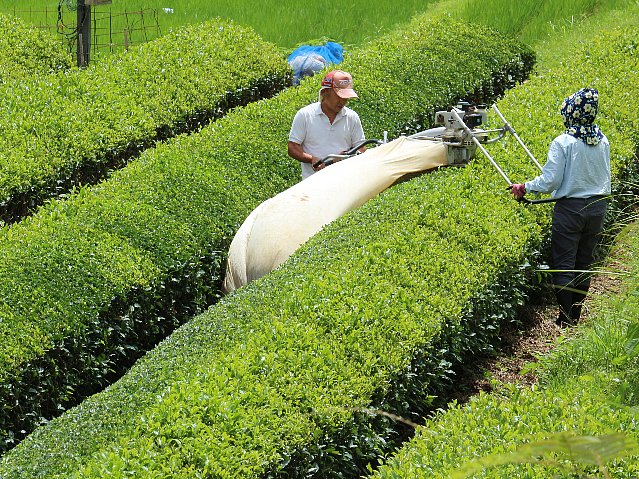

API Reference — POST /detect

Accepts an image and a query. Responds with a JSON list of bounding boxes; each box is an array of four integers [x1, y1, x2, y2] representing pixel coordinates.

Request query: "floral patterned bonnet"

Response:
[[560, 87, 604, 145]]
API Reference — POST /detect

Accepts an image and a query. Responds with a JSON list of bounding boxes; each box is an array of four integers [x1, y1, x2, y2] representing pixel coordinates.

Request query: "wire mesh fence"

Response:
[[4, 4, 162, 63]]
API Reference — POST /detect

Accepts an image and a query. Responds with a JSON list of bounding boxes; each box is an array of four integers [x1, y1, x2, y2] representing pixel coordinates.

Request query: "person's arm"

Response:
[[288, 108, 325, 171], [287, 141, 325, 171], [525, 139, 566, 194]]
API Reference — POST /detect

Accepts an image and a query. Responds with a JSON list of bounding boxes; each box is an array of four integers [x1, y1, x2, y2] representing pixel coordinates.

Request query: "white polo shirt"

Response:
[[288, 101, 365, 179]]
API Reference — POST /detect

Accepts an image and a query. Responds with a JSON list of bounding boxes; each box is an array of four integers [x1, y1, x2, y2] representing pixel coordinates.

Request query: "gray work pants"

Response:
[[551, 196, 608, 289]]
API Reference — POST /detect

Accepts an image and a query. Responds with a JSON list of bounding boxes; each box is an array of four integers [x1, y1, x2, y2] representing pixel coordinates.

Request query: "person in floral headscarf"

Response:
[[510, 88, 611, 327]]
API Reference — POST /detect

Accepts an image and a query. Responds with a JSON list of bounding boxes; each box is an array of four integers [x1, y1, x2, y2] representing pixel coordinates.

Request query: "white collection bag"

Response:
[[223, 137, 447, 292]]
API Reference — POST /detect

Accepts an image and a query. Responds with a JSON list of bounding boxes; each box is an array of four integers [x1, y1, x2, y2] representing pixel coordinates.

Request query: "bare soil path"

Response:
[[453, 253, 628, 401]]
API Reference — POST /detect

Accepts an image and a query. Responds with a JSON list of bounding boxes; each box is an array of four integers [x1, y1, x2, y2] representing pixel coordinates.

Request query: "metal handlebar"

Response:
[[492, 105, 543, 171], [313, 138, 385, 168], [519, 196, 560, 205], [504, 186, 559, 205], [344, 138, 384, 155], [450, 109, 514, 185]]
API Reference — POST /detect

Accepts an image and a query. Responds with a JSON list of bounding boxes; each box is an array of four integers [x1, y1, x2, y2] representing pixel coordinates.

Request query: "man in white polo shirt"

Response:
[[288, 70, 366, 180]]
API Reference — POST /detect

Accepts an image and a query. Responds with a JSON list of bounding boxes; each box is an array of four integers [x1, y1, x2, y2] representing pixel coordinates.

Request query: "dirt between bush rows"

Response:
[[451, 253, 628, 403]]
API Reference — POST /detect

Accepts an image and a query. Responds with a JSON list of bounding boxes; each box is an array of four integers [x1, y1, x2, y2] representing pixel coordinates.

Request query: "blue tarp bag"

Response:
[[287, 42, 344, 85]]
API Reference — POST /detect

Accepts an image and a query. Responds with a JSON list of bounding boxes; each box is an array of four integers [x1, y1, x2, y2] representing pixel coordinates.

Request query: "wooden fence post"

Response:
[[77, 0, 91, 67], [124, 28, 129, 51]]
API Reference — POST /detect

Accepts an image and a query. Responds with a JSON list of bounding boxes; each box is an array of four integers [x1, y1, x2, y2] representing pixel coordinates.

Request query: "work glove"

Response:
[[510, 183, 526, 199]]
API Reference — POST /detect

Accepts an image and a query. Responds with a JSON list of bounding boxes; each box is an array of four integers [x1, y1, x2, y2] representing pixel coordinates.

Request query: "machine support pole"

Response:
[[491, 104, 543, 171], [451, 110, 513, 185]]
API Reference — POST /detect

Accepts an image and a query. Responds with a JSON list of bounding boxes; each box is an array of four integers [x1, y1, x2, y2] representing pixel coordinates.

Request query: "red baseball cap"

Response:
[[321, 70, 358, 99]]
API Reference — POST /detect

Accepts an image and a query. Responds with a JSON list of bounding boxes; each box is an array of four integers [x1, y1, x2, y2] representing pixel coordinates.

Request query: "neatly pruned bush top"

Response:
[[375, 383, 639, 478], [0, 142, 543, 479], [0, 14, 535, 473], [371, 223, 639, 479], [0, 13, 532, 381], [0, 13, 72, 82], [367, 6, 639, 479], [0, 17, 291, 222]]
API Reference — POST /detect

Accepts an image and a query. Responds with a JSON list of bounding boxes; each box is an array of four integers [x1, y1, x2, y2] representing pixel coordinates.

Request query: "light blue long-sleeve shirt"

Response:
[[525, 133, 611, 199]]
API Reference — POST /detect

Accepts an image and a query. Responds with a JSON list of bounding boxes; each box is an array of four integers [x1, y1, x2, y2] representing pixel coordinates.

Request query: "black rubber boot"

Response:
[[555, 288, 574, 328], [570, 282, 590, 322]]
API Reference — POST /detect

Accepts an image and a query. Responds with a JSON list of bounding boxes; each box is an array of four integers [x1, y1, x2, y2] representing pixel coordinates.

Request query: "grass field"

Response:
[[455, 0, 633, 45], [0, 0, 438, 56], [0, 0, 631, 64]]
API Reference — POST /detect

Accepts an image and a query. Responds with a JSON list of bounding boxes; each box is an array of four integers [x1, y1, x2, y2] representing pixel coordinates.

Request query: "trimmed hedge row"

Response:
[[0, 13, 72, 82], [370, 225, 639, 479], [366, 8, 639, 479], [0, 145, 544, 478], [0, 15, 535, 467], [374, 383, 639, 478], [0, 18, 291, 223]]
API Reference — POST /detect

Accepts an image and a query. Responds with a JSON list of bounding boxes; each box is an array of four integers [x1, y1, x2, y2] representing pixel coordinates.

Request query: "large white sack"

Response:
[[223, 136, 447, 293]]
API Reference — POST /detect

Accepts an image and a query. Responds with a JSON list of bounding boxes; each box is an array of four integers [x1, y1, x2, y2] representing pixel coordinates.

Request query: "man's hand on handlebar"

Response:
[[312, 153, 345, 170], [312, 157, 327, 171], [312, 139, 380, 170]]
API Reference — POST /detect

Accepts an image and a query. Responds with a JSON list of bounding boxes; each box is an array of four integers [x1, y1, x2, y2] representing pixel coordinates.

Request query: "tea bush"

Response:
[[0, 14, 534, 469], [369, 8, 639, 479], [371, 220, 639, 478], [0, 18, 291, 223], [0, 148, 542, 478], [0, 13, 72, 82]]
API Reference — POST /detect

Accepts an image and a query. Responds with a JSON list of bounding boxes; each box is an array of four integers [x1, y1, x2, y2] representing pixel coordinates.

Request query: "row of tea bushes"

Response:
[[374, 379, 639, 478], [0, 13, 72, 83], [371, 223, 639, 479], [0, 15, 535, 462], [0, 142, 545, 478], [44, 154, 637, 477], [3, 7, 638, 477], [0, 18, 291, 223], [367, 8, 639, 479]]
